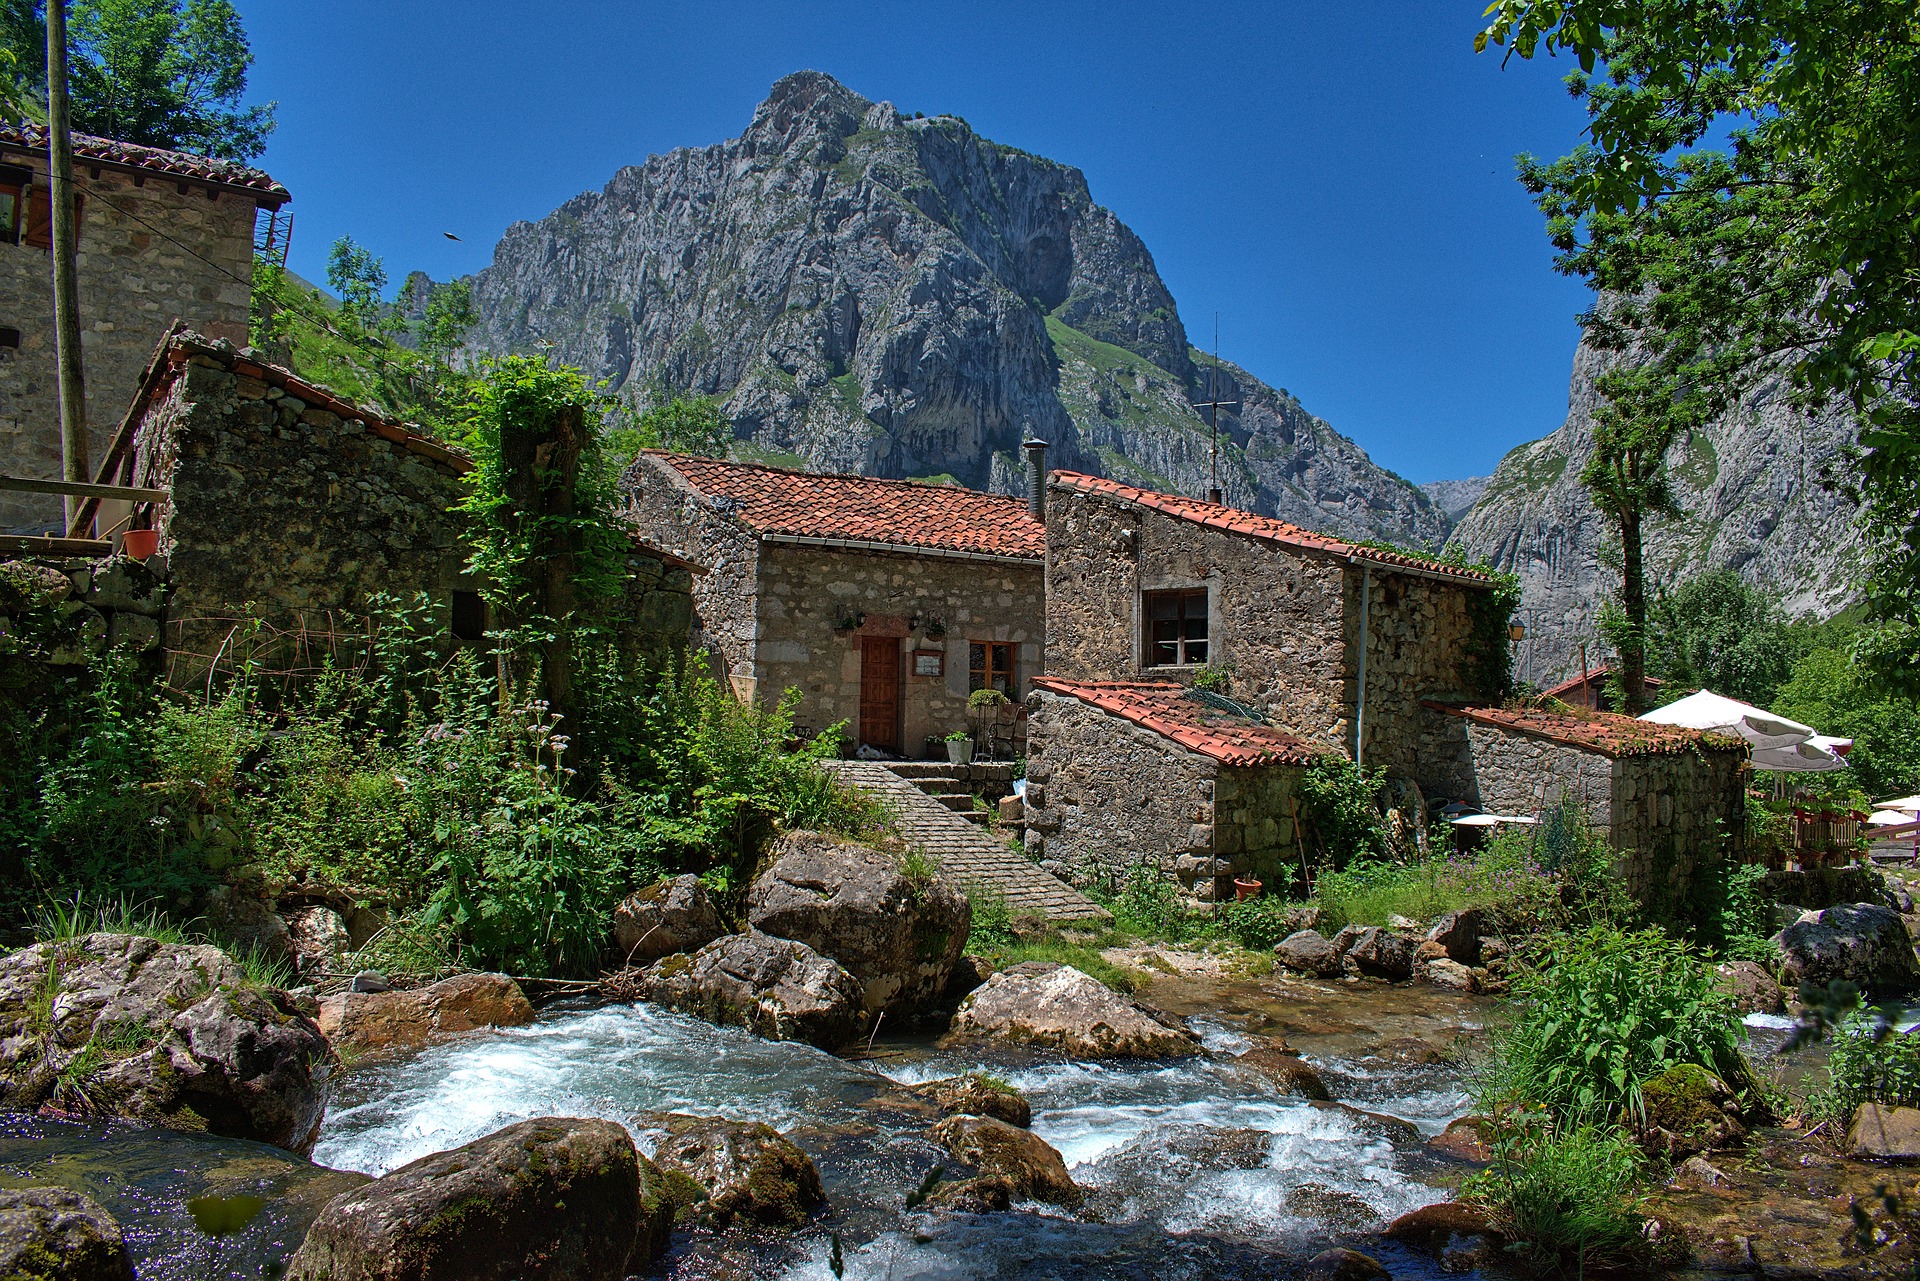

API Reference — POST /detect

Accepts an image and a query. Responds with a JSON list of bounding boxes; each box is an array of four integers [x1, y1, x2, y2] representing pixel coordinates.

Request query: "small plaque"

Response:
[[913, 651, 944, 677]]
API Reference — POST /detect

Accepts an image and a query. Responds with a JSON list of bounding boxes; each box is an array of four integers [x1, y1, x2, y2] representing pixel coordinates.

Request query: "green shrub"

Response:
[[965, 887, 1014, 953], [1816, 1014, 1920, 1125], [1465, 1123, 1651, 1271], [992, 939, 1139, 994], [1296, 754, 1387, 873], [1113, 864, 1194, 942], [1218, 895, 1299, 951], [1482, 925, 1753, 1129]]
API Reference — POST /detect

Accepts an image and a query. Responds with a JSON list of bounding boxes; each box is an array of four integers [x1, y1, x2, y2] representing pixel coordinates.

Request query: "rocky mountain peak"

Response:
[[458, 73, 1447, 547]]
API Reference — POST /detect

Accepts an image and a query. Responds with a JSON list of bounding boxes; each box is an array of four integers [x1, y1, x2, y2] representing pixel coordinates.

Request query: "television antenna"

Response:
[[1200, 313, 1238, 504]]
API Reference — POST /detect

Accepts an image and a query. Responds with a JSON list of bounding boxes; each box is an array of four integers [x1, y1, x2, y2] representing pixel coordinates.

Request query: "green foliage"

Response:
[[1464, 1123, 1652, 1272], [1773, 634, 1920, 800], [1112, 864, 1193, 942], [1816, 1014, 1920, 1125], [1309, 820, 1596, 935], [1482, 925, 1751, 1130], [1296, 754, 1387, 876], [3, 0, 273, 158], [1478, 0, 1920, 697], [326, 235, 389, 331], [1714, 861, 1777, 963], [401, 276, 477, 365], [992, 938, 1138, 993], [964, 886, 1013, 954], [629, 396, 733, 460], [1190, 663, 1234, 694], [1216, 895, 1297, 951], [1647, 570, 1806, 708]]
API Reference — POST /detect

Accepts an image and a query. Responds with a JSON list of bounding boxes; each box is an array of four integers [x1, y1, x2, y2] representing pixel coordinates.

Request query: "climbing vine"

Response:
[[1353, 539, 1521, 702]]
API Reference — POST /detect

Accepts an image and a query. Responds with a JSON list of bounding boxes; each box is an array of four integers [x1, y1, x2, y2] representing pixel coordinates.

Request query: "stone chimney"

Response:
[[1023, 437, 1048, 522]]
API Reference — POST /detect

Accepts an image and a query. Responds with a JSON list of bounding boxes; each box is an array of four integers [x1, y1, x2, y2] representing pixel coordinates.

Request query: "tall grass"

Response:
[[32, 893, 296, 989], [1465, 1124, 1653, 1272]]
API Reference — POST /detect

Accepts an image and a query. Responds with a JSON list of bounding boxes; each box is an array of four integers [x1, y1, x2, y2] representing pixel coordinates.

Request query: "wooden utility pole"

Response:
[[47, 0, 88, 533]]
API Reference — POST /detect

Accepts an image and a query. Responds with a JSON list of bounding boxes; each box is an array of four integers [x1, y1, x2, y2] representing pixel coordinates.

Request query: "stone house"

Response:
[[620, 452, 1045, 754], [0, 127, 287, 534], [1023, 678, 1328, 895], [115, 332, 691, 677], [1422, 701, 1747, 910], [1043, 470, 1498, 795]]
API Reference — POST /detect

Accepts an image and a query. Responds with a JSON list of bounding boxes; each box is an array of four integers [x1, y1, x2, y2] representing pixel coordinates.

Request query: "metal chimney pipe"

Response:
[[1022, 437, 1048, 522]]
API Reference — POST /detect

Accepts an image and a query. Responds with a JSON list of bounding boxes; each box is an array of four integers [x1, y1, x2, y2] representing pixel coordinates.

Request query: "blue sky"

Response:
[[233, 1, 1593, 485]]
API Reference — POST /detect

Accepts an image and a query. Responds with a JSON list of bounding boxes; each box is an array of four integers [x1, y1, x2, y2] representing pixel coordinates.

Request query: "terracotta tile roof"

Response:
[[647, 452, 1045, 560], [1540, 665, 1664, 701], [1050, 471, 1493, 584], [1035, 677, 1326, 766], [159, 332, 470, 474], [1422, 700, 1745, 758], [0, 125, 288, 206]]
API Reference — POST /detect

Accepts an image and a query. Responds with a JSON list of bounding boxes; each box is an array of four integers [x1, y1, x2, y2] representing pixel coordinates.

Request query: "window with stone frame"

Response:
[[0, 165, 27, 246], [969, 640, 1016, 696], [1143, 588, 1208, 666]]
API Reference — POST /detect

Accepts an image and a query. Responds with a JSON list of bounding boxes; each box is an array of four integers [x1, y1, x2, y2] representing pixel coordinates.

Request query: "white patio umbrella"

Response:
[[1877, 795, 1920, 813], [1639, 689, 1817, 751], [1750, 739, 1849, 773]]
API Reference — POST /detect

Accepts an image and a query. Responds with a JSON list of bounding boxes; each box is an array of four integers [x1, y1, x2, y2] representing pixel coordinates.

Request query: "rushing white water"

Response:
[[316, 999, 1471, 1280]]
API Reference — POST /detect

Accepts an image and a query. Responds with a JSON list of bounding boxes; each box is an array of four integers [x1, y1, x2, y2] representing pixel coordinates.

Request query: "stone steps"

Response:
[[936, 794, 976, 814]]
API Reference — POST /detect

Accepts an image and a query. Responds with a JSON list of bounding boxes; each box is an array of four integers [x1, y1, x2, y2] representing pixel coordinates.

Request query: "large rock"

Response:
[[642, 931, 864, 1050], [1848, 1102, 1920, 1161], [1773, 902, 1920, 993], [316, 973, 534, 1055], [1386, 1199, 1503, 1252], [926, 1114, 1082, 1210], [1425, 909, 1485, 966], [642, 1114, 825, 1230], [1275, 929, 1342, 977], [747, 830, 970, 1014], [1300, 1248, 1389, 1281], [1334, 926, 1415, 980], [287, 1117, 661, 1281], [1229, 1042, 1333, 1100], [1636, 1063, 1747, 1157], [0, 1188, 133, 1281], [0, 933, 330, 1153], [1716, 959, 1787, 1015], [912, 1073, 1032, 1127], [284, 906, 351, 975], [611, 875, 724, 964], [201, 887, 293, 962], [940, 962, 1199, 1059]]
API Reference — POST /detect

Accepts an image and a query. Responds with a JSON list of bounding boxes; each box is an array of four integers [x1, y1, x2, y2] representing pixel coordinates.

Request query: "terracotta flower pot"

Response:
[[1234, 877, 1263, 902], [121, 529, 158, 560]]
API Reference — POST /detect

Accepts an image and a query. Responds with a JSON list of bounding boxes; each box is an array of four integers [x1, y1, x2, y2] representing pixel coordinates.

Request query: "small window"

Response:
[[451, 590, 487, 642], [0, 164, 27, 246], [969, 641, 1016, 696], [23, 187, 83, 250], [0, 327, 19, 349], [1144, 588, 1208, 666]]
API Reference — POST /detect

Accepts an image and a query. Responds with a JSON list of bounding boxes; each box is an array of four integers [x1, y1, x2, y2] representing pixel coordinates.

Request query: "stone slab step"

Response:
[[937, 794, 977, 813], [886, 762, 961, 779], [916, 779, 972, 797]]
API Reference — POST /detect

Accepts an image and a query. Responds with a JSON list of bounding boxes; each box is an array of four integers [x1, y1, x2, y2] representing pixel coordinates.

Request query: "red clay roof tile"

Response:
[[1422, 700, 1743, 758], [648, 452, 1044, 560], [1035, 677, 1326, 766], [0, 125, 288, 206], [1050, 471, 1492, 584]]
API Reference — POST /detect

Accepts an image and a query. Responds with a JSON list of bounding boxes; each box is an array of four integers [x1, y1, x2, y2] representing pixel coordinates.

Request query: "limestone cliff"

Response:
[[1445, 334, 1864, 687], [460, 72, 1446, 547]]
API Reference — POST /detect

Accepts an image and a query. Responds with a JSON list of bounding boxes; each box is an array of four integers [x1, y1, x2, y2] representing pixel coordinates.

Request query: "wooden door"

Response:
[[858, 637, 902, 754]]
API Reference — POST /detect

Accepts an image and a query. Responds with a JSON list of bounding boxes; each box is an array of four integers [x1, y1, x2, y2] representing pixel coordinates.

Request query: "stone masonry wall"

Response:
[[0, 551, 167, 669], [754, 542, 1043, 749], [1044, 484, 1487, 797], [1611, 749, 1747, 915], [619, 455, 761, 691], [1458, 720, 1614, 827], [1214, 763, 1309, 892], [1023, 687, 1219, 889], [0, 155, 260, 532], [131, 347, 473, 670]]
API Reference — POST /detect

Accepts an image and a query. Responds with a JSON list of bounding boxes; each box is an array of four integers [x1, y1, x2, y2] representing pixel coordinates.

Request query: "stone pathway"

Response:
[[822, 760, 1109, 923]]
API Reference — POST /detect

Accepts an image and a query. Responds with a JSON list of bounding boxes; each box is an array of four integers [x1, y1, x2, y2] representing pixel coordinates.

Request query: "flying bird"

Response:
[[443, 232, 461, 241]]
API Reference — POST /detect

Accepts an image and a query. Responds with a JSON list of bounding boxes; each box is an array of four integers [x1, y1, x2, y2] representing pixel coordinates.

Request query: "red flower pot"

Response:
[[1233, 877, 1263, 902], [121, 529, 158, 560]]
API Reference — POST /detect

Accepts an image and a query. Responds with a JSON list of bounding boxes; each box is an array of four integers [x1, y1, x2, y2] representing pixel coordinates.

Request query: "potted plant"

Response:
[[923, 734, 944, 760], [944, 730, 974, 766], [121, 528, 158, 560], [924, 616, 946, 640], [1233, 876, 1263, 901]]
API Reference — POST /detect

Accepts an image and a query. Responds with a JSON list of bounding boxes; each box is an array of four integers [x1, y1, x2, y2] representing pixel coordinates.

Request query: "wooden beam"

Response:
[[0, 475, 167, 501], [65, 320, 183, 538], [0, 533, 111, 555]]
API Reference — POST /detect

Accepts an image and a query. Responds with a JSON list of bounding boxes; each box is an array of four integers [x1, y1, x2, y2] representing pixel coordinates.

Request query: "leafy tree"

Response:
[[1646, 570, 1803, 707], [1772, 637, 1920, 801], [638, 396, 732, 459], [411, 278, 476, 366], [1580, 358, 1696, 713], [3, 0, 273, 159], [325, 235, 387, 332], [1477, 0, 1920, 696]]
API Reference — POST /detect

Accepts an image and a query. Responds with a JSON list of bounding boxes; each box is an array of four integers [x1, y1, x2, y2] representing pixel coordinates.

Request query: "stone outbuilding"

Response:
[[1422, 701, 1747, 910], [0, 127, 287, 534], [1023, 677, 1329, 894], [1043, 470, 1500, 801], [621, 452, 1044, 755]]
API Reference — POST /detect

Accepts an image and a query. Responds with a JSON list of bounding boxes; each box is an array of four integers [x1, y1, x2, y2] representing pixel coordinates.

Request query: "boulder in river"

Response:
[[1385, 1199, 1503, 1253], [1300, 1247, 1390, 1281], [642, 931, 865, 1050], [1715, 959, 1787, 1015], [926, 1114, 1082, 1210], [1423, 957, 1477, 991], [315, 972, 534, 1055], [747, 830, 971, 1014], [1773, 902, 1920, 993], [0, 933, 331, 1154], [1334, 926, 1415, 980], [1425, 908, 1485, 966], [1229, 1042, 1332, 1100], [1636, 1063, 1748, 1157], [1848, 1102, 1920, 1160], [1274, 929, 1342, 977], [641, 1114, 825, 1230], [912, 1073, 1032, 1127], [287, 1116, 661, 1281], [611, 874, 724, 964], [283, 906, 350, 975], [940, 962, 1199, 1059], [0, 1187, 133, 1281]]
